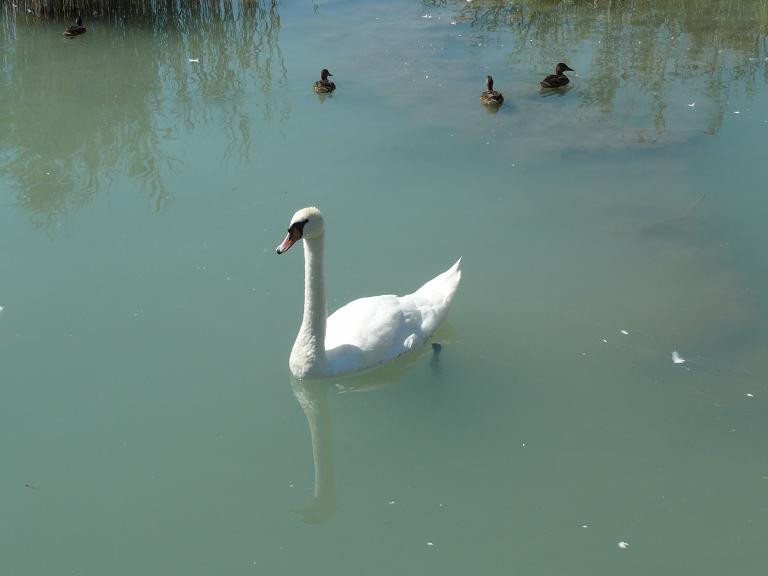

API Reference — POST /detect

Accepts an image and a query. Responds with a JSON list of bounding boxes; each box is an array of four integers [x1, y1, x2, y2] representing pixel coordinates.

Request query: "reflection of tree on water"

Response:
[[425, 0, 767, 143], [0, 1, 286, 227]]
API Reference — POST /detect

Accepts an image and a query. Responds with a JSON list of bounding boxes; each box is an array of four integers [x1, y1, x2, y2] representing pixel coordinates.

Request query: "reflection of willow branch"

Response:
[[0, 16, 173, 227], [433, 0, 767, 142], [2, 155, 95, 230], [443, 0, 523, 31], [2, 0, 287, 225], [162, 0, 288, 164], [252, 0, 289, 124]]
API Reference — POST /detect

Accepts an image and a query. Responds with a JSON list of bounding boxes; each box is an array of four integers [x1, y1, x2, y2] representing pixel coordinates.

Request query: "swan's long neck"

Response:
[[302, 235, 327, 339], [290, 234, 328, 378]]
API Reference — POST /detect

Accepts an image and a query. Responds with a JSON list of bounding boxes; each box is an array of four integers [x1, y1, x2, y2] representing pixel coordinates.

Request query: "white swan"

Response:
[[276, 207, 462, 380]]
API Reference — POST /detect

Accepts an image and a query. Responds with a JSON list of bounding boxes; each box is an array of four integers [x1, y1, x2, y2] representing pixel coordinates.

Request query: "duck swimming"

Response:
[[313, 69, 336, 94], [540, 63, 574, 89], [480, 75, 504, 106], [63, 16, 86, 37], [276, 207, 462, 380]]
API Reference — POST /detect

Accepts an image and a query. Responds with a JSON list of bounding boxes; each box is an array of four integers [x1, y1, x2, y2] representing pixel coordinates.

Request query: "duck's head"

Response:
[[76, 15, 83, 25], [486, 75, 494, 91], [320, 69, 333, 81], [276, 207, 325, 254], [556, 62, 574, 74]]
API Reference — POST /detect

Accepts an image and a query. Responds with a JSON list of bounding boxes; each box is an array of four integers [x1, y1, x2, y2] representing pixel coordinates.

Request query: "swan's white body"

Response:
[[277, 207, 462, 380]]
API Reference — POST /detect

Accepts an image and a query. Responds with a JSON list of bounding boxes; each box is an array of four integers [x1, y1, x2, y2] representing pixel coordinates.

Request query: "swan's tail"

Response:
[[415, 257, 461, 301], [408, 258, 462, 335]]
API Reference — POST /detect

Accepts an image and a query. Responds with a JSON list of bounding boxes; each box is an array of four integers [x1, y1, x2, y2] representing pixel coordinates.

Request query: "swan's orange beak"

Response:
[[276, 226, 302, 254]]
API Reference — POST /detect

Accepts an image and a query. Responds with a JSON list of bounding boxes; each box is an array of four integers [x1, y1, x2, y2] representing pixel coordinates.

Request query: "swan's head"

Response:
[[276, 207, 325, 254]]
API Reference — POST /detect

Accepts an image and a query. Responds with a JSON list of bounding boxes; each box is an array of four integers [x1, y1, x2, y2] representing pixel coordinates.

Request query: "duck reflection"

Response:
[[538, 83, 573, 98], [288, 342, 447, 524]]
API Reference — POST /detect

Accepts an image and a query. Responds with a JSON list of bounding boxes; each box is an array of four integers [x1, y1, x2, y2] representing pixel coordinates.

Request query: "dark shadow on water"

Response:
[[539, 84, 573, 98], [429, 342, 443, 378]]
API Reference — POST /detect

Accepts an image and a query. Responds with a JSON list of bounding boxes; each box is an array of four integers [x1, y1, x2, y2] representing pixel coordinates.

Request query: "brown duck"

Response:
[[313, 69, 336, 94], [64, 16, 86, 37], [480, 75, 504, 106], [540, 63, 574, 89]]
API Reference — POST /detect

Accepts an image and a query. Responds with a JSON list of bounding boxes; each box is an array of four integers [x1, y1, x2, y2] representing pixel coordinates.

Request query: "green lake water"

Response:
[[2, 1, 768, 574]]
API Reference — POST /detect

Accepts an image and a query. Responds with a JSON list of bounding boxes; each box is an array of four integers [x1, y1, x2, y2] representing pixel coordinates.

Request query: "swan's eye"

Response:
[[289, 220, 308, 236]]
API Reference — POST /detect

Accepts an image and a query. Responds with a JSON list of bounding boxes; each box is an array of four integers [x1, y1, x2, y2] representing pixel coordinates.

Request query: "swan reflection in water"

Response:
[[288, 336, 453, 524], [289, 377, 335, 524]]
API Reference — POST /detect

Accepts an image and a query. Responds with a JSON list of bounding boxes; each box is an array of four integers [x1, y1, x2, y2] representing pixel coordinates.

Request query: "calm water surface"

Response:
[[2, 1, 768, 574]]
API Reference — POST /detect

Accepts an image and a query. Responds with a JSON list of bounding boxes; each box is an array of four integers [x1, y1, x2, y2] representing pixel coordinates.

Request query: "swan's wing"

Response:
[[326, 295, 402, 352], [325, 295, 420, 375], [325, 259, 462, 376]]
